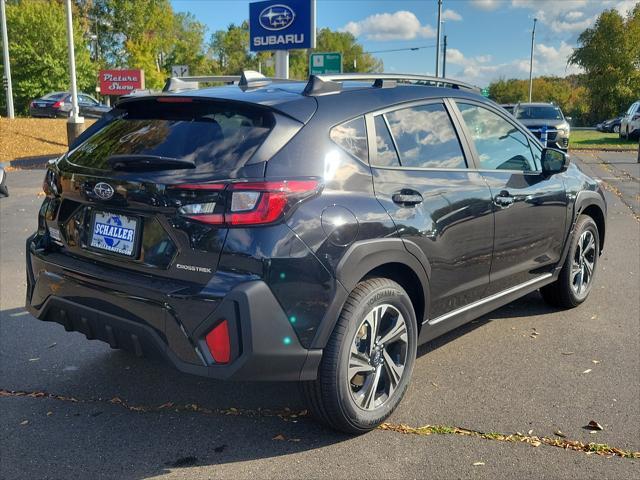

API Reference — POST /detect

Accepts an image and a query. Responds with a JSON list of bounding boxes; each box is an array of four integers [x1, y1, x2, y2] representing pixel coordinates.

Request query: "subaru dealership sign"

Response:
[[250, 0, 315, 51]]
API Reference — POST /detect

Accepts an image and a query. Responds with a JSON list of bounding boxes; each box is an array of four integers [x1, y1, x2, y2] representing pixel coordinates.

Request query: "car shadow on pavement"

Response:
[[1, 292, 555, 479]]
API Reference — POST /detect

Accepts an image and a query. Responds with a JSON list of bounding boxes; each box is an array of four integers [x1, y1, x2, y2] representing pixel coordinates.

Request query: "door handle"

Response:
[[494, 191, 514, 207], [392, 191, 423, 206]]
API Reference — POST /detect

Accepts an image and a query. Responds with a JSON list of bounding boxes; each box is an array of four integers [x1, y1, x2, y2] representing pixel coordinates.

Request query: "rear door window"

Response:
[[384, 103, 467, 169], [67, 99, 274, 172], [372, 115, 401, 167]]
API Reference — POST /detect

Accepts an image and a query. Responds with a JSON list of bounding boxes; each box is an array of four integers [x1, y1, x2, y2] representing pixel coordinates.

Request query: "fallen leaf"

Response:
[[561, 351, 575, 355], [20, 420, 29, 425], [592, 360, 600, 364], [431, 382, 438, 387], [472, 462, 485, 466], [528, 429, 534, 435], [48, 342, 57, 348], [531, 440, 542, 447], [288, 438, 301, 442], [582, 369, 592, 374], [554, 430, 566, 438], [272, 434, 286, 441], [585, 420, 603, 431], [28, 358, 40, 362], [590, 315, 597, 320], [46, 411, 53, 416]]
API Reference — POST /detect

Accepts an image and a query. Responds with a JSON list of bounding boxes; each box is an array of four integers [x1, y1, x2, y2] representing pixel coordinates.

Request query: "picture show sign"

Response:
[[249, 0, 315, 52], [99, 69, 145, 96]]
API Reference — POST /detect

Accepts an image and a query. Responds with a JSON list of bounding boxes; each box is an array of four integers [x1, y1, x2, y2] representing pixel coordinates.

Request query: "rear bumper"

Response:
[[25, 236, 322, 381]]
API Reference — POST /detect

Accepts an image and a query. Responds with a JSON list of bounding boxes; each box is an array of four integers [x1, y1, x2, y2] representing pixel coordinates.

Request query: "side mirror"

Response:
[[565, 116, 572, 122], [541, 148, 569, 175]]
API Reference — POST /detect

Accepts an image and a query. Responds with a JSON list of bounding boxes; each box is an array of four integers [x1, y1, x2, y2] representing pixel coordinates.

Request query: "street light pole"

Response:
[[1, 0, 15, 118], [528, 17, 537, 103], [442, 35, 447, 78], [435, 0, 442, 77], [64, 0, 84, 144]]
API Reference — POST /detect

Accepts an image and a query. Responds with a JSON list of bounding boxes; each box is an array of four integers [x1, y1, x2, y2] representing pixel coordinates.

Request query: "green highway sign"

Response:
[[310, 52, 342, 75], [481, 87, 490, 98]]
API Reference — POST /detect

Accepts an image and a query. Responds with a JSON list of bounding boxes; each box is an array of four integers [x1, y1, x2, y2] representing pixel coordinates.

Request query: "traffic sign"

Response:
[[309, 52, 342, 75], [171, 65, 190, 77]]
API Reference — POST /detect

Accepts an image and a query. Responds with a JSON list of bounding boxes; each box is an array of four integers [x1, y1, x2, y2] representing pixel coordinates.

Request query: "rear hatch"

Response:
[[43, 96, 296, 285]]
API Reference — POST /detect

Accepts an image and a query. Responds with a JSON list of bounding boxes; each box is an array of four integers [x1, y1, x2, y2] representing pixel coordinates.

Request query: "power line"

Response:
[[363, 45, 436, 55]]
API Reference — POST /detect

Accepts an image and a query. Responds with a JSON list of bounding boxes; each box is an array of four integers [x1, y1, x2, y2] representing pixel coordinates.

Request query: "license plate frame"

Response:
[[89, 210, 141, 258]]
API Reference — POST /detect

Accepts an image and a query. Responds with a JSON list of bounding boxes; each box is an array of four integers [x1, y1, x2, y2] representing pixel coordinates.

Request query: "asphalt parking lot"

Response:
[[1, 151, 638, 479]]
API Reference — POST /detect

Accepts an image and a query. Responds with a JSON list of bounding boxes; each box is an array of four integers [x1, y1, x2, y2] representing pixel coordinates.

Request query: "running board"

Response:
[[418, 273, 555, 345]]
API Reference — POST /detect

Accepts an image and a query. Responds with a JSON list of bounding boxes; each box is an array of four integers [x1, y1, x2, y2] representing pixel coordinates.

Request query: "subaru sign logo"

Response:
[[94, 182, 115, 200], [250, 0, 315, 52], [259, 4, 295, 31]]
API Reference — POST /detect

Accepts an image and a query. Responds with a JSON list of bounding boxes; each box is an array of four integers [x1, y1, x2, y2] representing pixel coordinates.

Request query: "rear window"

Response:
[[67, 99, 274, 171], [42, 92, 67, 100]]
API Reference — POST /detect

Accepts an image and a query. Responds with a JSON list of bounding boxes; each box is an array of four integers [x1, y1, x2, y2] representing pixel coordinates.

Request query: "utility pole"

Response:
[[442, 35, 447, 78], [528, 17, 537, 103], [64, 0, 84, 144], [1, 0, 14, 118], [435, 0, 442, 77]]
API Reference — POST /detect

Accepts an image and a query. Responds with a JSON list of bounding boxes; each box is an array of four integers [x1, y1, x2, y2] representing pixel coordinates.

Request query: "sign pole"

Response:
[[64, 0, 84, 145], [275, 50, 289, 79], [1, 0, 14, 118], [528, 17, 537, 103]]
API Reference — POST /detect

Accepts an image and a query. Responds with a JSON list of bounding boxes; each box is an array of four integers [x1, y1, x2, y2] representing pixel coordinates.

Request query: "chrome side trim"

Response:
[[427, 273, 553, 326]]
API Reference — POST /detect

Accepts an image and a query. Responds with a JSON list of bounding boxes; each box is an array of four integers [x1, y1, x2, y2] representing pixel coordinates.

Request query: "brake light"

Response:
[[171, 179, 321, 226], [205, 320, 231, 364], [52, 100, 63, 109]]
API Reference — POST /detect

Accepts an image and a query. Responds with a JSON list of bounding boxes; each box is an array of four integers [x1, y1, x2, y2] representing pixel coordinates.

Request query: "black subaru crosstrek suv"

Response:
[[26, 72, 607, 433]]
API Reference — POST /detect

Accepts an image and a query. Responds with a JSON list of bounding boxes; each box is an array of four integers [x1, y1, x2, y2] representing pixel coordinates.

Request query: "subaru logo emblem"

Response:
[[94, 182, 114, 200], [259, 4, 295, 31]]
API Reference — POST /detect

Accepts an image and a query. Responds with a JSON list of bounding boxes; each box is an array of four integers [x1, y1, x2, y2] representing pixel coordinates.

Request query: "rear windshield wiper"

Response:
[[107, 154, 196, 171]]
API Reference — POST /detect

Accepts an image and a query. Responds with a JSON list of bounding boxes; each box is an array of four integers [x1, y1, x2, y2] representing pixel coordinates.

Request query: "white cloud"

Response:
[[342, 11, 435, 41], [444, 41, 582, 86], [442, 9, 463, 21], [565, 11, 584, 21], [470, 0, 500, 10]]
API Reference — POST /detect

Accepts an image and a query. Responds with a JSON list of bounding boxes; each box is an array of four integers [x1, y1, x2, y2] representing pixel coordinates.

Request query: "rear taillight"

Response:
[[170, 179, 321, 226], [30, 101, 36, 108], [205, 320, 231, 364], [52, 100, 63, 109]]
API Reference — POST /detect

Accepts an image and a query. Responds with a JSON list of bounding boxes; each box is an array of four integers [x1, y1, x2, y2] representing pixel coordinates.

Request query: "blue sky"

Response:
[[171, 0, 638, 86]]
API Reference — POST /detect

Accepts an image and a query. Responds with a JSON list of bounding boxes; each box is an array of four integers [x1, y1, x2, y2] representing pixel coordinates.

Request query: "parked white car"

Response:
[[620, 100, 640, 140]]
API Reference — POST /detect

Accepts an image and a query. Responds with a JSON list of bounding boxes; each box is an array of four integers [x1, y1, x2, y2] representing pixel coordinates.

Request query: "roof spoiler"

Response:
[[162, 71, 294, 93]]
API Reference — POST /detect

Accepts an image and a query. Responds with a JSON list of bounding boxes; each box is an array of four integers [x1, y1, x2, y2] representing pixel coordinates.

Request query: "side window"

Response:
[[457, 102, 537, 172], [385, 103, 467, 169], [373, 115, 400, 167], [329, 116, 368, 163]]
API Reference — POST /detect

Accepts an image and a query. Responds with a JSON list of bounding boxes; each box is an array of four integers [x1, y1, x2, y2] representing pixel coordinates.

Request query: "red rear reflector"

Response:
[[205, 320, 231, 364], [156, 97, 193, 103], [169, 183, 226, 190]]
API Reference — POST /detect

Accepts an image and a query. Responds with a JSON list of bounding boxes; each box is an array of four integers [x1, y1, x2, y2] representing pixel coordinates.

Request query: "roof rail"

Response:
[[302, 73, 481, 96], [162, 70, 296, 93]]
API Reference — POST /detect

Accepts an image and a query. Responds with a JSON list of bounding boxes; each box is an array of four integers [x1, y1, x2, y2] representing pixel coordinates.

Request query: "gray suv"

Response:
[[513, 102, 571, 151]]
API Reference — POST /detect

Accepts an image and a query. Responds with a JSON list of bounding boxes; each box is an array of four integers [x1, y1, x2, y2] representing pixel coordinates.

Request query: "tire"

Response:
[[613, 125, 620, 134], [620, 127, 628, 140], [302, 277, 418, 434], [540, 215, 599, 308]]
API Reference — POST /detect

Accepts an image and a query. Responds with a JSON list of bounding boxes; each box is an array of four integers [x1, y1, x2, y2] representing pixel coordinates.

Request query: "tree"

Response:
[[569, 6, 640, 121], [164, 12, 216, 76], [208, 24, 382, 79], [488, 76, 590, 125], [0, 0, 96, 115]]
